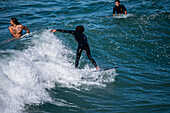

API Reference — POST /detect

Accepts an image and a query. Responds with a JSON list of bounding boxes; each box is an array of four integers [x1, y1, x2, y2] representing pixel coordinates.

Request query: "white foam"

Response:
[[0, 30, 117, 113]]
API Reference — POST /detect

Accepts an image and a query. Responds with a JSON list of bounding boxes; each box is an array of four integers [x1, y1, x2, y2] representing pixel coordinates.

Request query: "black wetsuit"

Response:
[[56, 29, 98, 68], [113, 4, 126, 14]]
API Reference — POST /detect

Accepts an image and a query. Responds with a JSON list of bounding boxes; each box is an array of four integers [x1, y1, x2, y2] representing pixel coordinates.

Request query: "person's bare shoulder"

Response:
[[21, 25, 26, 29], [8, 26, 14, 31], [17, 25, 24, 28]]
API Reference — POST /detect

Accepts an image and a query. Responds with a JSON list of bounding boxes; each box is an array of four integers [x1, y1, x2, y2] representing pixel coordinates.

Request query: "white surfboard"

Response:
[[113, 14, 134, 18]]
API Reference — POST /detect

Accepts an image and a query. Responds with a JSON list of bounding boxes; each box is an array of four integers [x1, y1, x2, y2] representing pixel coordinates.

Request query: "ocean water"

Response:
[[0, 0, 169, 113]]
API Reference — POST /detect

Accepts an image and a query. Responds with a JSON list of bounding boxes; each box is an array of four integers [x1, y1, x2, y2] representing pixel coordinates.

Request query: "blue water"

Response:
[[0, 0, 170, 113]]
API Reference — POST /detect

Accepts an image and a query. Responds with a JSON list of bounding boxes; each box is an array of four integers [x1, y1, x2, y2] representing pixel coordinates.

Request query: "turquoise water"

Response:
[[0, 0, 170, 113]]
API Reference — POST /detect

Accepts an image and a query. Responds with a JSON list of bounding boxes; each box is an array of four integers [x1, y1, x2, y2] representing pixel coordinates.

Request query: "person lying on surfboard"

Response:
[[8, 18, 29, 40], [51, 25, 100, 70], [113, 0, 127, 16]]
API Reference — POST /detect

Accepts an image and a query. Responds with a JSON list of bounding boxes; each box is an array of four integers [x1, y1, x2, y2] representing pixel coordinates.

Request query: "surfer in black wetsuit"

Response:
[[51, 25, 99, 70], [113, 0, 127, 15]]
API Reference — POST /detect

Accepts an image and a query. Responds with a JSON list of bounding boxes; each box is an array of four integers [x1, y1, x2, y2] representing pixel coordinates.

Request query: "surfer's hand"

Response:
[[51, 29, 57, 33], [125, 11, 127, 15]]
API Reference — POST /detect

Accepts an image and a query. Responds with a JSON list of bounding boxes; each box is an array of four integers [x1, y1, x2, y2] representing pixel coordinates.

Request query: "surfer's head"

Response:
[[115, 0, 120, 7], [10, 18, 20, 26], [75, 25, 84, 33]]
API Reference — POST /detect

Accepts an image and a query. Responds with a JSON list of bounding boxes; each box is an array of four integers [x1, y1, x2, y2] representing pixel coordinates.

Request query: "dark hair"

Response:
[[75, 25, 84, 33], [11, 18, 20, 25], [115, 0, 120, 3]]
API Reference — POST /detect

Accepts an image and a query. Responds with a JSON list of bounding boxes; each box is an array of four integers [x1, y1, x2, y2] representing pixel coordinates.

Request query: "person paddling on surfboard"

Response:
[[113, 0, 127, 16], [8, 18, 29, 40], [51, 25, 100, 70]]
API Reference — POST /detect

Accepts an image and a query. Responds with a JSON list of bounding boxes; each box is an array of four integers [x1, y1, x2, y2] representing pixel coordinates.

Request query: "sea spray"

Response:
[[0, 30, 117, 113]]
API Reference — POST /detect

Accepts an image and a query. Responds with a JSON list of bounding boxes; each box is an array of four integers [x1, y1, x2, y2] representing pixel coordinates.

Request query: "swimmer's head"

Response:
[[11, 18, 20, 25], [115, 0, 120, 7], [75, 25, 84, 33]]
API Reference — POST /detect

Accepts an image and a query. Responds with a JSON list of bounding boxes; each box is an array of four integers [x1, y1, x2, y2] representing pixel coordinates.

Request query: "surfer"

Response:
[[8, 18, 29, 39], [51, 25, 100, 70], [113, 0, 127, 16]]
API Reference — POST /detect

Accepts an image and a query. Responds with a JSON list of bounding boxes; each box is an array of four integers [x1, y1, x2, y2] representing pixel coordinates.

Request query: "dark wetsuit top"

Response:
[[113, 4, 126, 14], [56, 29, 97, 68]]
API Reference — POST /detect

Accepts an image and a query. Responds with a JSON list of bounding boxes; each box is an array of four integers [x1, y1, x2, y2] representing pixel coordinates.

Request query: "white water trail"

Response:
[[0, 30, 117, 113]]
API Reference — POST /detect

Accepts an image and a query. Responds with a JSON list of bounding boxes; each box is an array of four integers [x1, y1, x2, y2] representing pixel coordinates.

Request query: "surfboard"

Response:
[[20, 33, 29, 38], [113, 14, 134, 18], [92, 67, 119, 72], [6, 33, 30, 42]]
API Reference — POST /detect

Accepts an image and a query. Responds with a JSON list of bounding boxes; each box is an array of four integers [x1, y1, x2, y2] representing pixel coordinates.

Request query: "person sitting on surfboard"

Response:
[[113, 0, 127, 16], [51, 25, 100, 70], [8, 18, 29, 39]]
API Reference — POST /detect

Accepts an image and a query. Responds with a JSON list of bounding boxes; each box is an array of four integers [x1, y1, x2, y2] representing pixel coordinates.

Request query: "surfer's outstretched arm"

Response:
[[51, 29, 74, 34]]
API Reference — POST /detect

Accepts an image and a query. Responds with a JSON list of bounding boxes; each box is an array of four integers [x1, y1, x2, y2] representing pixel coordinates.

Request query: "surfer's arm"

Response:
[[113, 7, 116, 16], [51, 29, 74, 34], [123, 5, 127, 15], [84, 35, 89, 44], [22, 25, 29, 33]]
